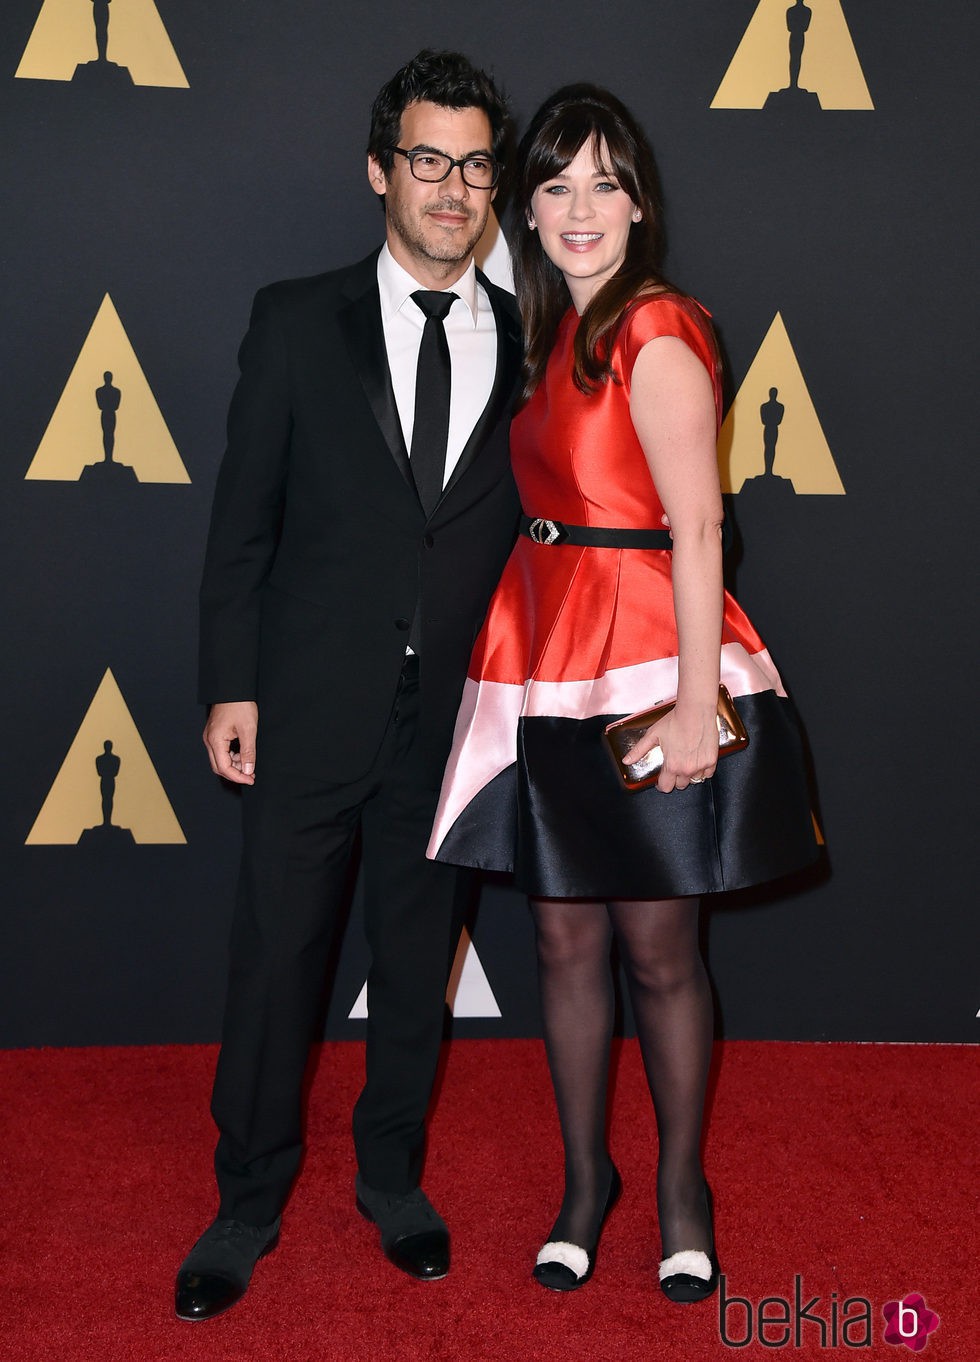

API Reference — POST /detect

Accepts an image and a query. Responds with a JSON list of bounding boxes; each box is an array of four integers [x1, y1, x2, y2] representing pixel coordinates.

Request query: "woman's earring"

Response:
[[632, 209, 642, 223], [527, 215, 537, 230]]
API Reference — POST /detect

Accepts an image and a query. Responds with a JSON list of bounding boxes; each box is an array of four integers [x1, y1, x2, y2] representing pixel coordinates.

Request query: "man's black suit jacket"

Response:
[[199, 250, 522, 787]]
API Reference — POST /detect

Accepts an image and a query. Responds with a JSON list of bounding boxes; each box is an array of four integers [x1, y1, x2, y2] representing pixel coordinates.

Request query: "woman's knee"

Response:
[[610, 902, 704, 994], [532, 901, 610, 970]]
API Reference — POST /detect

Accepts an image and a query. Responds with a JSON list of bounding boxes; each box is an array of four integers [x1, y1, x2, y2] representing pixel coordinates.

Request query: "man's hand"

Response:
[[203, 701, 259, 785]]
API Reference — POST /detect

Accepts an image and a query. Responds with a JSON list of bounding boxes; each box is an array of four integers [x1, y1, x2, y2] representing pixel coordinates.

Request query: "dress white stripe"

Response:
[[522, 645, 785, 719], [427, 644, 784, 858]]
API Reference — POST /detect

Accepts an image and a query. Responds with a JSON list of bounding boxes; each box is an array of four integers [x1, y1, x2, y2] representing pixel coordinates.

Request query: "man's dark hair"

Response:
[[367, 49, 509, 177]]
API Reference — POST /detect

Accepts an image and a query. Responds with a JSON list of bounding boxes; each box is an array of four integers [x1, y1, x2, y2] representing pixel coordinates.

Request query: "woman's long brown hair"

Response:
[[512, 84, 679, 403]]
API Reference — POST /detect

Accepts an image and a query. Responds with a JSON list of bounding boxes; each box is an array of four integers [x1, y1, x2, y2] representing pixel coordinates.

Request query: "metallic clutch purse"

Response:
[[603, 684, 749, 791]]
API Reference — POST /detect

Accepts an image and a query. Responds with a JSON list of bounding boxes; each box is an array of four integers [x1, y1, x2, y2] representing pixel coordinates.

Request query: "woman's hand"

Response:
[[626, 701, 719, 792]]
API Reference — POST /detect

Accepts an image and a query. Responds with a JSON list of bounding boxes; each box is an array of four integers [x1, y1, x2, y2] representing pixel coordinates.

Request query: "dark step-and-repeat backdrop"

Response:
[[2, 3, 976, 1046]]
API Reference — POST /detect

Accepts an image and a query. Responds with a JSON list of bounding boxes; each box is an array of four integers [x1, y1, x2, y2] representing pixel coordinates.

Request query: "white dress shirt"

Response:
[[376, 245, 498, 487]]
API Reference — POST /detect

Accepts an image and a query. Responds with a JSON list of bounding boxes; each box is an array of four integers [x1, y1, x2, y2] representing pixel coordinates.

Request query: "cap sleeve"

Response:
[[619, 294, 723, 423]]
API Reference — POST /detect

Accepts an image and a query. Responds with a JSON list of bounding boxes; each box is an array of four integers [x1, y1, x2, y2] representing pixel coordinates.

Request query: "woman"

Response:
[[428, 86, 817, 1298]]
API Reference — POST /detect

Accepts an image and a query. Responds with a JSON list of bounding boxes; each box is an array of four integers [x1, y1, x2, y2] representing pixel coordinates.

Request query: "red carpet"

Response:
[[2, 1040, 974, 1361]]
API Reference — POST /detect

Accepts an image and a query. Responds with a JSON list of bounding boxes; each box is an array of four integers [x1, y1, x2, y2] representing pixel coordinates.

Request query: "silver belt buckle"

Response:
[[529, 517, 562, 545]]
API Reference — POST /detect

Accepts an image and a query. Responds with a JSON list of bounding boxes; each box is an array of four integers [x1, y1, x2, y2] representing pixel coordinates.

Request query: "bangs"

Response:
[[527, 108, 641, 197]]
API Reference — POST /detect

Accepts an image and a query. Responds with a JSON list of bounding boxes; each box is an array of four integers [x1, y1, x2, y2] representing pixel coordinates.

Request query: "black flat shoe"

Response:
[[175, 1216, 280, 1321], [658, 1249, 720, 1303], [532, 1164, 622, 1293], [658, 1182, 719, 1304]]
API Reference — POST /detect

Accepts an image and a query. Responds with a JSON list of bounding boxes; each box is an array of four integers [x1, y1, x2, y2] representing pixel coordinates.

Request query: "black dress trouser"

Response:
[[210, 658, 465, 1227]]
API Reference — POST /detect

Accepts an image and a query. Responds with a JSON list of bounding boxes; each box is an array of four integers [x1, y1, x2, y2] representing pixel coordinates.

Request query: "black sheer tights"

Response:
[[530, 896, 714, 1258]]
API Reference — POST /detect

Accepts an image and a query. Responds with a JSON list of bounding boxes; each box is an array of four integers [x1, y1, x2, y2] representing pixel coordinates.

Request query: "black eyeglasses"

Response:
[[388, 146, 500, 189]]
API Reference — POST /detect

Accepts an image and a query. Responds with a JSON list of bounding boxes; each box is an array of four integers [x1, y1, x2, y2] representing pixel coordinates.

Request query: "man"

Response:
[[176, 51, 520, 1321]]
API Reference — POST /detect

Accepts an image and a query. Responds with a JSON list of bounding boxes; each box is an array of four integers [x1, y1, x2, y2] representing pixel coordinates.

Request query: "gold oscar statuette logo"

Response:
[[16, 0, 188, 89], [26, 669, 186, 846], [719, 312, 845, 497], [713, 0, 872, 111], [26, 293, 189, 484]]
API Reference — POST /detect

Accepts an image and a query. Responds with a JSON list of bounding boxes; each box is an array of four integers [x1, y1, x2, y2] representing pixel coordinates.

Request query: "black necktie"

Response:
[[410, 290, 457, 517]]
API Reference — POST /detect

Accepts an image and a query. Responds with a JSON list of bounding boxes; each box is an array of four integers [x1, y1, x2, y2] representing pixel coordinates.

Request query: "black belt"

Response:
[[520, 514, 672, 549]]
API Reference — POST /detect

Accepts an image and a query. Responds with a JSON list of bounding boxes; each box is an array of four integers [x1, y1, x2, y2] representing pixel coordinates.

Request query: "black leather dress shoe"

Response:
[[355, 1176, 449, 1280], [175, 1216, 281, 1321]]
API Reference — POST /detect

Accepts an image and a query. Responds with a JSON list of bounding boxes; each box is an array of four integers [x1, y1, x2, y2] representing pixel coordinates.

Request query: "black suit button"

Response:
[[423, 534, 435, 549], [395, 618, 410, 631]]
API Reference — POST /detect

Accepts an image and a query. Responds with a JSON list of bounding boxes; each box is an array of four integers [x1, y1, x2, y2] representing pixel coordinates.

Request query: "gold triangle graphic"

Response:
[[348, 928, 501, 1019], [445, 926, 502, 1018], [712, 0, 873, 110], [26, 294, 190, 483], [474, 209, 514, 295], [811, 811, 825, 846], [718, 312, 845, 495], [26, 668, 186, 845], [16, 0, 188, 88]]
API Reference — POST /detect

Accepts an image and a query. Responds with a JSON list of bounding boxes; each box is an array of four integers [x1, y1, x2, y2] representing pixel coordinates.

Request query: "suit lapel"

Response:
[[337, 262, 418, 500], [337, 257, 520, 513], [441, 274, 522, 500]]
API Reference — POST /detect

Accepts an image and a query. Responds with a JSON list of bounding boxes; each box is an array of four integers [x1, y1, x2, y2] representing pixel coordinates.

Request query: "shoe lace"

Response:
[[382, 1189, 440, 1227], [212, 1219, 269, 1248]]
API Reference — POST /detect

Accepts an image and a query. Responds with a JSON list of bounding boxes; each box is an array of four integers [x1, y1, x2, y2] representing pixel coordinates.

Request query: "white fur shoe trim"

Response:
[[658, 1249, 712, 1282], [536, 1241, 590, 1280]]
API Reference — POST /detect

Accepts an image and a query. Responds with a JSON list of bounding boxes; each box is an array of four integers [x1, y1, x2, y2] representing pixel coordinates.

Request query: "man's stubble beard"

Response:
[[385, 194, 488, 269]]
